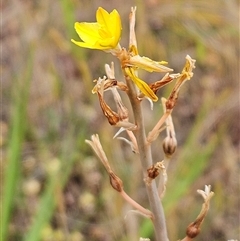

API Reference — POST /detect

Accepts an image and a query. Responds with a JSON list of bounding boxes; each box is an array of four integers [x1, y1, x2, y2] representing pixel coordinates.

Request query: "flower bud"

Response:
[[162, 135, 177, 157]]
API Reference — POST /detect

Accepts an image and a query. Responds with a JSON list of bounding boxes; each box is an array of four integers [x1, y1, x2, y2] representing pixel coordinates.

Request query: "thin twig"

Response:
[[147, 110, 171, 144], [120, 190, 153, 219]]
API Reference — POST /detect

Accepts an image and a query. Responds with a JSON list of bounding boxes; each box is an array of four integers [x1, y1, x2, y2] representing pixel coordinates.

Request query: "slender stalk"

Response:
[[147, 111, 171, 144], [125, 75, 169, 241], [120, 190, 153, 218]]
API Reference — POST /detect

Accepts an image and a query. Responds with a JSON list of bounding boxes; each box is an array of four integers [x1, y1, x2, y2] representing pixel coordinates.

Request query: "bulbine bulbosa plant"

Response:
[[71, 7, 214, 241]]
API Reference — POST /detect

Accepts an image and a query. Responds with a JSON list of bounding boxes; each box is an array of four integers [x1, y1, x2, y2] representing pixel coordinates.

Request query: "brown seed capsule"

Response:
[[147, 162, 165, 180], [186, 222, 200, 238], [147, 165, 160, 179], [109, 172, 123, 192], [166, 97, 177, 110], [162, 135, 177, 157]]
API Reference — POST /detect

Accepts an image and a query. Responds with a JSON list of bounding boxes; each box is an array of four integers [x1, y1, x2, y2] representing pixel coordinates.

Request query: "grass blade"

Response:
[[1, 49, 33, 241]]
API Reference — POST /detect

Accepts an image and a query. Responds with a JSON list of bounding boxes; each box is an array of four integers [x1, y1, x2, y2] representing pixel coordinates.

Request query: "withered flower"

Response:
[[166, 55, 196, 110]]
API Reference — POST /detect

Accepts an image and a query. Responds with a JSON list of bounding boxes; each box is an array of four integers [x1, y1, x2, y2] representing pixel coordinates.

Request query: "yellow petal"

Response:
[[74, 22, 100, 44], [97, 7, 111, 28], [125, 68, 158, 102], [72, 21, 114, 50], [97, 7, 122, 48], [129, 55, 173, 72], [98, 37, 116, 47], [71, 39, 98, 49], [108, 10, 122, 44]]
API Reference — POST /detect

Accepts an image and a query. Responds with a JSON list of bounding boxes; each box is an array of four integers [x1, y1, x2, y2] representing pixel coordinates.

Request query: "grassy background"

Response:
[[2, 0, 239, 241]]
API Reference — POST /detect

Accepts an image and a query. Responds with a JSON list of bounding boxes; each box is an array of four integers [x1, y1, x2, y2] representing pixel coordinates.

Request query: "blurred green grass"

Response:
[[2, 0, 239, 241], [2, 46, 33, 241]]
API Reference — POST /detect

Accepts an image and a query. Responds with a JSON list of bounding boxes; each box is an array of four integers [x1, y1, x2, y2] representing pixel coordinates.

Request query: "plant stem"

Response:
[[120, 190, 153, 218], [125, 75, 169, 241], [147, 111, 171, 144]]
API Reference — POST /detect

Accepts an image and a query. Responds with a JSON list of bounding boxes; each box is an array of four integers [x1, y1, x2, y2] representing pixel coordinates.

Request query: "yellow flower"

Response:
[[71, 7, 122, 50]]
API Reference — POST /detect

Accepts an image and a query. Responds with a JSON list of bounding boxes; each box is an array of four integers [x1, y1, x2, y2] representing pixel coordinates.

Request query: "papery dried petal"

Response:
[[97, 92, 120, 125]]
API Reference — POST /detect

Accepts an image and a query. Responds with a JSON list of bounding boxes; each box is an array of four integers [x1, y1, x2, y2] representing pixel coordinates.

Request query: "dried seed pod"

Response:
[[147, 165, 160, 179], [109, 172, 123, 192], [186, 222, 200, 238], [162, 135, 177, 157]]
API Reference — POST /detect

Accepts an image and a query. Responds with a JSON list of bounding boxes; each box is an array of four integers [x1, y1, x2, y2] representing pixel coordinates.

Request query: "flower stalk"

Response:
[[124, 72, 168, 241], [180, 186, 214, 241], [71, 5, 212, 241]]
